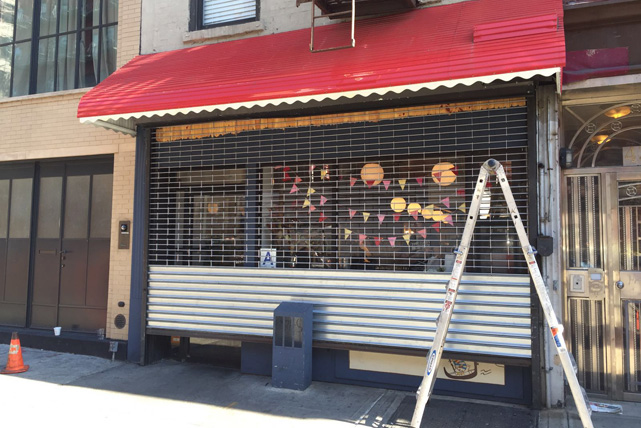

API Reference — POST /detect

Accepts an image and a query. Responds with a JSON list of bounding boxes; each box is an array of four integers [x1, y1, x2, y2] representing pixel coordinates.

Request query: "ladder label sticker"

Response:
[[426, 350, 437, 375]]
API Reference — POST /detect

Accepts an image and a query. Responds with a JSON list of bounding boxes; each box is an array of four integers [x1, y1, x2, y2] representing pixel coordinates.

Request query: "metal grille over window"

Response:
[[619, 181, 641, 271], [202, 0, 256, 27], [566, 176, 602, 269], [149, 101, 530, 274]]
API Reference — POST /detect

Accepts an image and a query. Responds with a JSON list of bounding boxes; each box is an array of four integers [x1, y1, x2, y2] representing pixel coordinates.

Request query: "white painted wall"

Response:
[[140, 0, 472, 54]]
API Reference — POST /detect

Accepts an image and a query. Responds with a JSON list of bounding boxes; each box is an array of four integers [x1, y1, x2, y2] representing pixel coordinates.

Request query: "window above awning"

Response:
[[78, 0, 565, 131]]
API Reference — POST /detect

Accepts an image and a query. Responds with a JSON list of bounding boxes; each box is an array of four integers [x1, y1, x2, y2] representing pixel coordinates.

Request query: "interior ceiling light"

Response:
[[605, 106, 631, 119], [591, 134, 610, 145]]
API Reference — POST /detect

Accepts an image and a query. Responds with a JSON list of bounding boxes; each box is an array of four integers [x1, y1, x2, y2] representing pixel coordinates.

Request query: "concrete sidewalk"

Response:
[[0, 345, 635, 428]]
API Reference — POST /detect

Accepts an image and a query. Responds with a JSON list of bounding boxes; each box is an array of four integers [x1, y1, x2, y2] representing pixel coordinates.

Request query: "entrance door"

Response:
[[605, 172, 641, 400], [30, 160, 113, 332]]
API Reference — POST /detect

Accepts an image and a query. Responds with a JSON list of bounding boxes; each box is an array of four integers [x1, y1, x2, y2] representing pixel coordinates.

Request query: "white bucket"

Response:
[[53, 327, 61, 336]]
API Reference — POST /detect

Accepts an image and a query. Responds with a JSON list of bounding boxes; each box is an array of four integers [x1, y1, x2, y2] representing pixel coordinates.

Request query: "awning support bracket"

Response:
[[310, 0, 356, 53]]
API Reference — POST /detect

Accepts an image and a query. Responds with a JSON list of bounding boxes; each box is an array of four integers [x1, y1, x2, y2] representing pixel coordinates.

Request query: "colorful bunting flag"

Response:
[[294, 176, 303, 184], [289, 184, 299, 194], [374, 237, 382, 246], [457, 188, 465, 196], [388, 237, 397, 247], [416, 177, 424, 186], [309, 205, 316, 213], [309, 165, 316, 172], [359, 234, 367, 244], [458, 203, 466, 213], [398, 179, 407, 190], [383, 180, 391, 190], [319, 212, 327, 222], [377, 214, 386, 224], [417, 229, 427, 239], [303, 199, 310, 208], [320, 195, 328, 206], [362, 212, 370, 222], [307, 188, 316, 196], [441, 197, 451, 208], [394, 213, 401, 222], [403, 233, 412, 246], [349, 209, 357, 219], [344, 229, 352, 239], [283, 166, 291, 182], [443, 214, 453, 225], [410, 210, 419, 220], [350, 177, 357, 187], [432, 223, 441, 233]]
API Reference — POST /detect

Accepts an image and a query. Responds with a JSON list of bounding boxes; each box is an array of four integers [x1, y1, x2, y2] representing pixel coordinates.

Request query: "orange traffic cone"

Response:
[[1, 332, 29, 374]]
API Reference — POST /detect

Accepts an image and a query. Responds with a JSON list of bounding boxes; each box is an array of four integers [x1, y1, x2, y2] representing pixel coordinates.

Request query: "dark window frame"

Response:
[[0, 0, 118, 98], [189, 0, 259, 32]]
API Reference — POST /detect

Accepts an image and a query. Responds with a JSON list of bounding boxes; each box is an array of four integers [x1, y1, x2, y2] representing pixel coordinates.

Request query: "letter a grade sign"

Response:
[[260, 248, 277, 268]]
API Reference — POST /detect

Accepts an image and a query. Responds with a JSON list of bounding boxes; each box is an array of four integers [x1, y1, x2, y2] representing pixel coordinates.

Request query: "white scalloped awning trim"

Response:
[[80, 67, 560, 127]]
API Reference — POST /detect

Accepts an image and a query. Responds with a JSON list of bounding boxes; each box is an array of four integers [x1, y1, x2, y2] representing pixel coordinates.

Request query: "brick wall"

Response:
[[0, 0, 142, 341]]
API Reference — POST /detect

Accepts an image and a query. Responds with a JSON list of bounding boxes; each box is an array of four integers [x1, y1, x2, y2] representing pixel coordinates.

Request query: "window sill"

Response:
[[0, 87, 91, 105], [183, 21, 265, 44]]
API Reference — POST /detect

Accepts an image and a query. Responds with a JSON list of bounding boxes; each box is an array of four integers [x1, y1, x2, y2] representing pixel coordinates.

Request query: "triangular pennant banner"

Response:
[[433, 171, 441, 181], [350, 177, 357, 187], [417, 229, 427, 239], [344, 229, 352, 239], [309, 205, 316, 213], [294, 176, 303, 184], [441, 197, 451, 208], [416, 177, 424, 186], [319, 212, 327, 222], [388, 237, 397, 247], [303, 199, 310, 208], [283, 167, 291, 182], [289, 184, 299, 194], [432, 223, 441, 233], [457, 188, 465, 196], [366, 180, 375, 188], [310, 165, 316, 172], [443, 214, 453, 225], [374, 237, 382, 246], [359, 234, 367, 244], [403, 233, 412, 246], [458, 203, 467, 214], [394, 213, 401, 222], [378, 214, 386, 224], [383, 180, 391, 190], [363, 212, 370, 222], [410, 210, 419, 220], [349, 209, 357, 219], [307, 188, 316, 196], [452, 165, 458, 175], [321, 169, 328, 180], [398, 179, 407, 190], [320, 195, 328, 206]]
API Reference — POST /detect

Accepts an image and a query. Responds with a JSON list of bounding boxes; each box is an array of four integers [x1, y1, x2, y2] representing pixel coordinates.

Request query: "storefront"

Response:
[[77, 0, 565, 404]]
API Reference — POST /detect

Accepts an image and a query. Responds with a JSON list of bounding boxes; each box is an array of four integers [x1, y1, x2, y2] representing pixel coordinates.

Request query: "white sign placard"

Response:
[[260, 248, 277, 268], [623, 146, 641, 166]]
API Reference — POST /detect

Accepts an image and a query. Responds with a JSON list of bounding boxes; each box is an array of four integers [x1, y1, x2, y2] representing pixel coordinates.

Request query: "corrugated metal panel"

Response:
[[203, 0, 256, 26], [474, 14, 559, 43], [77, 0, 565, 123], [147, 267, 532, 358]]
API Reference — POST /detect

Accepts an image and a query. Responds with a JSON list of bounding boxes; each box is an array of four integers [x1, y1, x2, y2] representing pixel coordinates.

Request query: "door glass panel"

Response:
[[64, 175, 89, 238], [618, 181, 641, 271], [0, 179, 9, 238], [90, 173, 112, 238], [567, 176, 602, 268], [623, 300, 641, 393], [37, 176, 62, 239], [9, 177, 32, 238]]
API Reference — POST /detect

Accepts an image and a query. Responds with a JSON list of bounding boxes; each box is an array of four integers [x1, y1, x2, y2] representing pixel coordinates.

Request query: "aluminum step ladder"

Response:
[[411, 159, 593, 428]]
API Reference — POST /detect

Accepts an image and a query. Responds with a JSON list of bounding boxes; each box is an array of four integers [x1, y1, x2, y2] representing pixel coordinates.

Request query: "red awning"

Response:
[[78, 0, 565, 127]]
